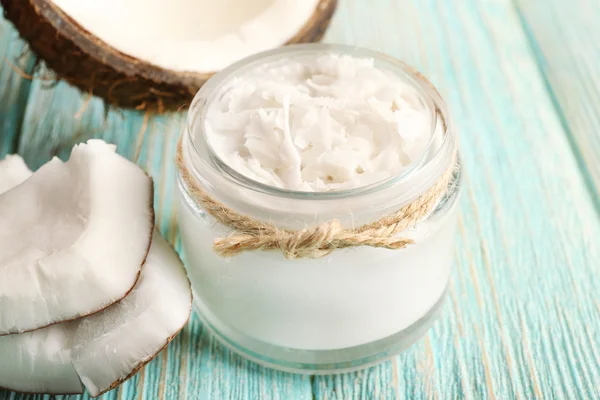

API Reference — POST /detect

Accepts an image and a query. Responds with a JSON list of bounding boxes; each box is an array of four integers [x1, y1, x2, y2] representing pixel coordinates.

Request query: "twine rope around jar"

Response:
[[177, 139, 458, 259]]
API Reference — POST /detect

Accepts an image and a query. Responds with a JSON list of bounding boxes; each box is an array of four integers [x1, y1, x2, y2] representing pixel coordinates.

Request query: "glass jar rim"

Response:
[[183, 43, 455, 202]]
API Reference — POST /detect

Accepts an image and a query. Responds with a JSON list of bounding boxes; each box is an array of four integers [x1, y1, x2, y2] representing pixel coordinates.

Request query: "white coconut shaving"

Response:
[[205, 53, 433, 192]]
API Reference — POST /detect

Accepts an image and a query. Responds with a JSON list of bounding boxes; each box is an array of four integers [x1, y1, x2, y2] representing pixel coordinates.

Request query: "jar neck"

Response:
[[178, 45, 457, 230]]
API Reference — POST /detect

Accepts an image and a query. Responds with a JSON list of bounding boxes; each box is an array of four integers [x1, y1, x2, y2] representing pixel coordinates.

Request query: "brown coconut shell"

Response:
[[1, 0, 337, 112]]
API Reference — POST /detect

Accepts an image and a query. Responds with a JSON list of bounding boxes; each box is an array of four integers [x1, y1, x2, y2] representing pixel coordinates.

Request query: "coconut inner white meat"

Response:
[[0, 140, 153, 334], [0, 155, 32, 193], [0, 152, 191, 397], [51, 0, 320, 72], [0, 233, 191, 397]]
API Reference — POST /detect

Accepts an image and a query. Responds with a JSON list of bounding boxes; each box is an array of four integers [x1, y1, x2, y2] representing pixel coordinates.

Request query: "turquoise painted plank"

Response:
[[3, 0, 600, 399], [515, 0, 600, 202], [0, 13, 35, 156], [314, 0, 600, 399]]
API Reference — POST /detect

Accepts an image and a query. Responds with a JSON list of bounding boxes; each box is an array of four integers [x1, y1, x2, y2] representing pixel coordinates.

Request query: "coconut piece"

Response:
[[70, 233, 192, 397], [0, 163, 191, 397], [1, 0, 337, 111], [0, 162, 82, 394], [0, 160, 190, 394], [0, 154, 31, 193], [0, 234, 192, 396], [0, 325, 83, 394], [0, 139, 154, 335]]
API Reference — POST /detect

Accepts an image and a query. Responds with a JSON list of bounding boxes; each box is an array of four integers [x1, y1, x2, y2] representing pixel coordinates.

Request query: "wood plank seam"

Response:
[[512, 2, 600, 216]]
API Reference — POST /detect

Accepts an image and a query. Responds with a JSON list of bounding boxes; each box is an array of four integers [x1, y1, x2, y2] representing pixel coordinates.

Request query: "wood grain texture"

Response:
[[315, 1, 600, 397], [515, 0, 600, 203], [2, 0, 600, 399], [0, 15, 35, 156]]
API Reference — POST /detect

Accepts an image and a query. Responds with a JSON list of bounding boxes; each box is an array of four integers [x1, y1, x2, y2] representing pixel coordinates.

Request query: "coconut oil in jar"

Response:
[[176, 44, 460, 373]]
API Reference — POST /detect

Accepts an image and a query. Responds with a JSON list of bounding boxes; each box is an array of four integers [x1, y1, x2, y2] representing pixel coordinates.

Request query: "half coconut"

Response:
[[1, 0, 337, 111], [0, 152, 192, 397], [0, 140, 154, 335]]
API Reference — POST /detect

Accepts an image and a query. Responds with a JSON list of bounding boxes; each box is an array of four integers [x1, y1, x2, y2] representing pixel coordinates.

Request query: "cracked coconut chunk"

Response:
[[0, 150, 191, 397], [0, 234, 192, 396], [0, 140, 154, 335]]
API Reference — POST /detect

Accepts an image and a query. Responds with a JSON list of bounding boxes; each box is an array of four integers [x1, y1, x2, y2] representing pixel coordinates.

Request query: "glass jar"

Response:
[[176, 44, 460, 373]]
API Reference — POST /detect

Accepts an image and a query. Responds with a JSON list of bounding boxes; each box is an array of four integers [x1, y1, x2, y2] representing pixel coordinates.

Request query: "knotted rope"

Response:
[[177, 139, 457, 259]]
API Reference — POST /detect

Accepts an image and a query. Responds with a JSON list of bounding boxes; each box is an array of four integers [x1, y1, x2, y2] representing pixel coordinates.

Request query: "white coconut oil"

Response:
[[205, 53, 433, 191], [176, 45, 460, 372]]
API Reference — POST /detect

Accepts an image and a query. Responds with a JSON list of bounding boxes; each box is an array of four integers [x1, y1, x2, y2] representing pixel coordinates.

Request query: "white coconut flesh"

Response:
[[0, 234, 192, 396], [0, 324, 83, 394], [0, 155, 31, 193], [0, 165, 192, 396], [0, 164, 81, 394], [70, 233, 192, 397], [0, 140, 154, 335], [50, 0, 321, 72]]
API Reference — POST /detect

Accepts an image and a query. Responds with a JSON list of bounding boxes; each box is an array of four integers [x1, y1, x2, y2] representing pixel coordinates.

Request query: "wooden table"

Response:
[[1, 1, 599, 399]]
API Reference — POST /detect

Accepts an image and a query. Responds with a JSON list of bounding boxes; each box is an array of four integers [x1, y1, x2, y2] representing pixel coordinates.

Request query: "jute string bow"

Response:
[[177, 139, 458, 259]]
